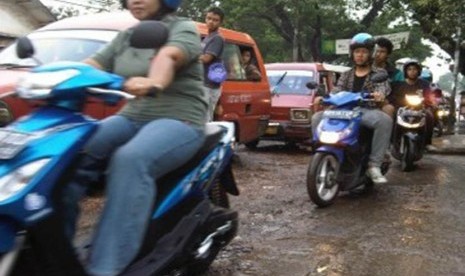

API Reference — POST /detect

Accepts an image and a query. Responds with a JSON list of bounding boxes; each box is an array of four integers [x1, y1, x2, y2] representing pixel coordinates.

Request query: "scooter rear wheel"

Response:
[[307, 153, 340, 207]]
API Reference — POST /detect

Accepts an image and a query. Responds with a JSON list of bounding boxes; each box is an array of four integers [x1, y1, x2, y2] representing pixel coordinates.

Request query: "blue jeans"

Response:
[[62, 116, 205, 276]]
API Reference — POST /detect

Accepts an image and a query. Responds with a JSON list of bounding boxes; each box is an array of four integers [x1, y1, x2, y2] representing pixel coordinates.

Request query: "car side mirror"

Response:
[[16, 37, 34, 59], [306, 81, 318, 90], [130, 21, 169, 49]]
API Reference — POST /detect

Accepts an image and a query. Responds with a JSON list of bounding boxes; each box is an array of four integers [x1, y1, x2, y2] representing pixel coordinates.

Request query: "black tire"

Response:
[[244, 139, 259, 150], [306, 153, 340, 207], [401, 138, 415, 172]]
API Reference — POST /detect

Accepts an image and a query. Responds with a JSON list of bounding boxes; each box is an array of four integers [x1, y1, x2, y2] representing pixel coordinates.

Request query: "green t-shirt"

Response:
[[91, 16, 208, 128]]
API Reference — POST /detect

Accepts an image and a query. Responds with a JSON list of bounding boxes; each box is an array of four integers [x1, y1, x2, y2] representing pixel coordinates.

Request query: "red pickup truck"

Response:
[[250, 62, 348, 148]]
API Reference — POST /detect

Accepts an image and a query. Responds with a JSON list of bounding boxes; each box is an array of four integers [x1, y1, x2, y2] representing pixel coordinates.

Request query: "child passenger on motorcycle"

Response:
[[311, 33, 392, 184], [387, 59, 435, 150], [61, 0, 208, 275]]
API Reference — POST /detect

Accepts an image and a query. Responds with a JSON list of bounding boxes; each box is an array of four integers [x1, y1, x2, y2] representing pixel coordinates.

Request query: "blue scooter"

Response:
[[0, 21, 239, 276], [306, 74, 390, 207]]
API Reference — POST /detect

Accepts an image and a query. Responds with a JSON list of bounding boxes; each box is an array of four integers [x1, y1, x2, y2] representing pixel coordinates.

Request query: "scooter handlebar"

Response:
[[87, 87, 135, 100]]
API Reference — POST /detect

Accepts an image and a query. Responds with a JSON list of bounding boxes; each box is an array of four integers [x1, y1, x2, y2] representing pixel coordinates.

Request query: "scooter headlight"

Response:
[[437, 110, 449, 117], [16, 69, 79, 99], [319, 131, 341, 144], [405, 94, 423, 106], [0, 159, 50, 202], [317, 126, 352, 144]]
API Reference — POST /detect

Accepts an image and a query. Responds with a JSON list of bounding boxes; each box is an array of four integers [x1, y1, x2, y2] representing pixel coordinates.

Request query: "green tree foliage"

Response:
[[178, 0, 433, 64], [47, 0, 122, 20], [48, 5, 80, 20], [406, 0, 463, 57]]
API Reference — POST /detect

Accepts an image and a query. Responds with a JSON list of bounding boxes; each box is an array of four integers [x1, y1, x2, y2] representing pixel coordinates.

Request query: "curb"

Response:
[[426, 148, 465, 155], [430, 135, 465, 155]]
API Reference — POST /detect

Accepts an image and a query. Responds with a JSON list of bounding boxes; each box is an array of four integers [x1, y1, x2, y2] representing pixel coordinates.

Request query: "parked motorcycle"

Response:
[[390, 90, 426, 172], [306, 73, 390, 207], [0, 21, 239, 276]]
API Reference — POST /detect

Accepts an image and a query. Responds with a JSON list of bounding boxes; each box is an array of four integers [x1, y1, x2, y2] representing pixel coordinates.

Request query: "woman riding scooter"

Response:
[[62, 0, 210, 275]]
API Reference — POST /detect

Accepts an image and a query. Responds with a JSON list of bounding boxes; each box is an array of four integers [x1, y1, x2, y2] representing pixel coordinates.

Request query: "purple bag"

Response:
[[207, 62, 227, 84]]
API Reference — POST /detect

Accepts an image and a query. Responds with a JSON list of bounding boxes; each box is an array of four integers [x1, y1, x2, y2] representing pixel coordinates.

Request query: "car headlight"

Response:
[[291, 109, 311, 122], [405, 94, 423, 106], [0, 159, 50, 202], [0, 101, 13, 127], [16, 69, 79, 99]]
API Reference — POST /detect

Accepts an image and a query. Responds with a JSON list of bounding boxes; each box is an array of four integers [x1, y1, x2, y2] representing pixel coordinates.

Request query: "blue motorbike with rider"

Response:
[[307, 33, 392, 207]]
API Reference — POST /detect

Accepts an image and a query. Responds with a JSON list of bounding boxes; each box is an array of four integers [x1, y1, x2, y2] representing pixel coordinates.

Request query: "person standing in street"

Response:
[[199, 6, 225, 121]]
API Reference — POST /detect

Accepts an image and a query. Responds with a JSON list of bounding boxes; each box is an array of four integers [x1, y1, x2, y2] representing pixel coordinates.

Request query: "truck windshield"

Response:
[[267, 70, 315, 95], [0, 30, 117, 66]]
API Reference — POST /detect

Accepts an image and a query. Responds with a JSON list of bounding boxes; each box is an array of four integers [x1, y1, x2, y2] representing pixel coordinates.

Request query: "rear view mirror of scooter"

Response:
[[16, 37, 34, 59], [370, 71, 389, 83], [15, 37, 42, 65], [306, 81, 318, 90], [130, 21, 169, 49]]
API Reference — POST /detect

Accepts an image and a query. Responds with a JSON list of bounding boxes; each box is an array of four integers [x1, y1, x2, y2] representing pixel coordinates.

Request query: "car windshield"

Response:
[[0, 30, 117, 67], [267, 70, 315, 95]]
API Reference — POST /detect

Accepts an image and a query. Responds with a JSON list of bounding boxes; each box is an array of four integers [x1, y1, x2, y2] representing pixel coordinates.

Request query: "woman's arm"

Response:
[[82, 58, 104, 70], [123, 45, 187, 97]]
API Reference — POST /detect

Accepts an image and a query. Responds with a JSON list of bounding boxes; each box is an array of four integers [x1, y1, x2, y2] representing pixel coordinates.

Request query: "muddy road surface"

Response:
[[79, 142, 465, 276]]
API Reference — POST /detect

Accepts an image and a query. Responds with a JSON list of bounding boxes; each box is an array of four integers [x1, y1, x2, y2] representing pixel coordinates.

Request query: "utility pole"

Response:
[[293, 26, 299, 61], [449, 10, 462, 134]]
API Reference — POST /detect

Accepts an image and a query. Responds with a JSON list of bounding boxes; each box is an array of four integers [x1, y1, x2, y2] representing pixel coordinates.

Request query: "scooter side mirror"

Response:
[[130, 21, 169, 49], [16, 37, 35, 59], [306, 81, 319, 90], [370, 71, 389, 83]]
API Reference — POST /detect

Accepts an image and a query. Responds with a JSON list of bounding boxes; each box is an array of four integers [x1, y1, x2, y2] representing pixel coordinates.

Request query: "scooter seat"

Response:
[[157, 124, 224, 191]]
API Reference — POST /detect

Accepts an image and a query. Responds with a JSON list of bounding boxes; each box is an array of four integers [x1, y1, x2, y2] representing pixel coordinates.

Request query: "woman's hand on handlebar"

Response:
[[124, 77, 158, 97]]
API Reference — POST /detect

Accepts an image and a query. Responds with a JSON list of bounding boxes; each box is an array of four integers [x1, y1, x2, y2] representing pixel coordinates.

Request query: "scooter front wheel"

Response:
[[401, 138, 415, 172], [307, 153, 340, 207]]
